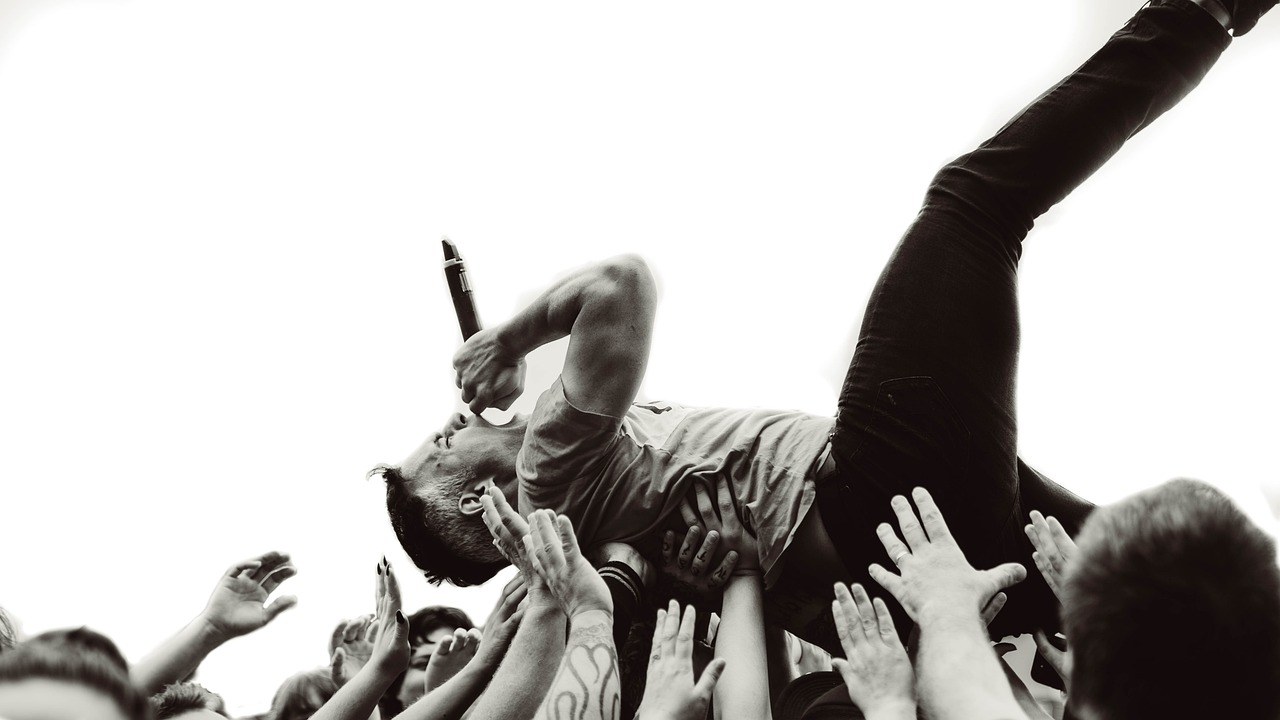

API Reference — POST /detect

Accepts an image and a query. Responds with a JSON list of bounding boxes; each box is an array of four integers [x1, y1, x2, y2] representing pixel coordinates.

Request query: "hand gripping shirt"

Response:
[[517, 378, 835, 588]]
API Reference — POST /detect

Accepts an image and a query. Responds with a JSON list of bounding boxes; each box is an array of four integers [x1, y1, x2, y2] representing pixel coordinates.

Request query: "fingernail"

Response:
[[376, 564, 382, 576], [396, 610, 405, 623]]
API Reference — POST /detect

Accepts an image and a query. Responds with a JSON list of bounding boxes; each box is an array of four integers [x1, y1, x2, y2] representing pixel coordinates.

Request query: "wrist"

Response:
[[569, 608, 614, 629], [193, 612, 235, 647]]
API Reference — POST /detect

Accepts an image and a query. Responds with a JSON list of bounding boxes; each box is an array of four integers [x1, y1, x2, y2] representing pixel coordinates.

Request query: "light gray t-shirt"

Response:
[[517, 378, 835, 587]]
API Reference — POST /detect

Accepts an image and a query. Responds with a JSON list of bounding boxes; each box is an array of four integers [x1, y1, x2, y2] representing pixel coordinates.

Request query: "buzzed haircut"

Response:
[[371, 464, 505, 586], [1065, 478, 1280, 720]]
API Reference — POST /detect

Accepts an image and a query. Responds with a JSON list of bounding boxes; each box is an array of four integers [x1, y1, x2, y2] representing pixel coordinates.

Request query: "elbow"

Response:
[[597, 253, 656, 310]]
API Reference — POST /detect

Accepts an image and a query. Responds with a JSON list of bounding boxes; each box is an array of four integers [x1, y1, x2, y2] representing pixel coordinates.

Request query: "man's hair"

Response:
[[408, 605, 475, 645], [268, 668, 336, 720], [151, 683, 228, 719], [0, 626, 151, 720], [371, 464, 506, 586], [1065, 478, 1280, 720]]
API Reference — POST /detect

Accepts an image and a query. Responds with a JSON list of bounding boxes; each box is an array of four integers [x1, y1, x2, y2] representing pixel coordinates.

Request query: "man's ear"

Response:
[[458, 477, 496, 517]]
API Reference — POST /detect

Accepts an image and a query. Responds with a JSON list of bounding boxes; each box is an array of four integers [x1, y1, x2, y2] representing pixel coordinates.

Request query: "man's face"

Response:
[[400, 413, 526, 494], [396, 625, 459, 707], [0, 680, 131, 720]]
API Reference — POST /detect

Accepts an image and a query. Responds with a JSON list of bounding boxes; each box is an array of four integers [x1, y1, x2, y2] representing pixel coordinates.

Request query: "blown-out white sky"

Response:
[[1, 0, 1278, 714]]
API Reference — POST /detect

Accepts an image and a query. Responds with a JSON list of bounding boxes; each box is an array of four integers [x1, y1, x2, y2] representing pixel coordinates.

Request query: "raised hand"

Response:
[[424, 627, 485, 692], [480, 486, 549, 597], [368, 558, 410, 676], [868, 488, 1026, 623], [635, 601, 726, 720], [452, 327, 526, 414], [471, 574, 528, 672], [522, 509, 612, 619], [330, 615, 374, 686], [830, 583, 915, 720], [200, 551, 298, 641], [1025, 510, 1076, 687], [1024, 510, 1077, 602]]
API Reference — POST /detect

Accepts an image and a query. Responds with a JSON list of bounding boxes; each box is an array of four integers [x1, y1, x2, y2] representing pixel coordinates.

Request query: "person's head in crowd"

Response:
[[0, 627, 151, 720], [151, 683, 228, 720], [370, 413, 525, 587], [0, 606, 19, 653], [268, 668, 337, 720], [1065, 478, 1280, 720], [389, 605, 476, 709]]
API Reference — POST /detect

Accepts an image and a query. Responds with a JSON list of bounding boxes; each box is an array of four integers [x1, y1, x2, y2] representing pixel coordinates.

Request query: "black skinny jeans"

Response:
[[816, 0, 1231, 641]]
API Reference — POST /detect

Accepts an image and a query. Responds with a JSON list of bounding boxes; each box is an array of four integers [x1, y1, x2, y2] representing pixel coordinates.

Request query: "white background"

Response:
[[1, 0, 1277, 714]]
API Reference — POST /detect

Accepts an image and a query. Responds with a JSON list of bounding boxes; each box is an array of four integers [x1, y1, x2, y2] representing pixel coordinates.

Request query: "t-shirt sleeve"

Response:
[[517, 377, 623, 491]]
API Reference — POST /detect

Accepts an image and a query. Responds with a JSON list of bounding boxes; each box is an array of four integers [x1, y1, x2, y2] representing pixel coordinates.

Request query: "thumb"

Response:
[[265, 595, 299, 621], [982, 563, 1027, 593], [830, 657, 854, 684], [694, 658, 727, 698]]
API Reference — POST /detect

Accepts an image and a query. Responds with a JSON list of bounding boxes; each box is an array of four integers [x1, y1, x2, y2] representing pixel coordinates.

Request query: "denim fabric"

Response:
[[815, 0, 1231, 642]]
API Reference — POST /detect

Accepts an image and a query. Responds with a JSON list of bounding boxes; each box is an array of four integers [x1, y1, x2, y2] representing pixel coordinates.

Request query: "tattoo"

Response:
[[536, 616, 621, 720]]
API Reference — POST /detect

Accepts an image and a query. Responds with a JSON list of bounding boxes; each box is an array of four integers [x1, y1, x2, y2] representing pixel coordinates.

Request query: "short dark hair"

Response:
[[371, 464, 506, 586], [1065, 478, 1280, 720], [408, 605, 475, 645], [151, 683, 227, 719], [0, 627, 151, 720]]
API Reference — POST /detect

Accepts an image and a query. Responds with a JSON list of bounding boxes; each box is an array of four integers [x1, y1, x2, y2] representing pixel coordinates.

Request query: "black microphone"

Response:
[[442, 237, 481, 341]]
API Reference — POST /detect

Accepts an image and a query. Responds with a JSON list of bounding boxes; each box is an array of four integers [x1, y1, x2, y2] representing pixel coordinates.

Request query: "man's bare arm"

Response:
[[453, 254, 656, 418]]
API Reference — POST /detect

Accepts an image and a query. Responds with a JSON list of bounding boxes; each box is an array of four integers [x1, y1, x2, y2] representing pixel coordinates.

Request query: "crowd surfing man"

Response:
[[375, 0, 1274, 650]]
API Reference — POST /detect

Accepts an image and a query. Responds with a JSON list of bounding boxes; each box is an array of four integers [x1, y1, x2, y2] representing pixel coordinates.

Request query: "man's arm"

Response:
[[453, 254, 656, 418], [131, 551, 297, 694]]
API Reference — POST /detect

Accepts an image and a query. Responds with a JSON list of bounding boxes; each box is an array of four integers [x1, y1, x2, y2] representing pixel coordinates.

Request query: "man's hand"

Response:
[[635, 601, 726, 720], [868, 488, 1026, 623], [481, 486, 551, 602], [831, 583, 916, 720], [523, 509, 612, 619], [660, 526, 739, 601], [680, 479, 758, 573], [452, 327, 526, 414], [199, 551, 298, 642]]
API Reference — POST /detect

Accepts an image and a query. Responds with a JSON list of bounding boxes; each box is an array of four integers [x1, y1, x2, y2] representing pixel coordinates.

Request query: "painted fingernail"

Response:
[[396, 610, 405, 623], [376, 563, 382, 576]]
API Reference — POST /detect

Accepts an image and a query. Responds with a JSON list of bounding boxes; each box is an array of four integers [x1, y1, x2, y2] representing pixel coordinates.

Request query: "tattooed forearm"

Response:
[[535, 610, 621, 720]]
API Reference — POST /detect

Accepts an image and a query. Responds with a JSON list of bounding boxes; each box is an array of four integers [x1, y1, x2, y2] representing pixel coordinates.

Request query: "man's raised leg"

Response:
[[815, 0, 1245, 641]]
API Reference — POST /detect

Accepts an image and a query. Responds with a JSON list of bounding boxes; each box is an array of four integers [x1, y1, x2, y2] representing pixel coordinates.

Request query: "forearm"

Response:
[[495, 254, 651, 358], [916, 610, 1029, 720], [131, 615, 226, 694], [534, 610, 620, 720], [463, 604, 567, 720], [311, 662, 400, 720], [398, 663, 493, 720], [713, 573, 771, 720]]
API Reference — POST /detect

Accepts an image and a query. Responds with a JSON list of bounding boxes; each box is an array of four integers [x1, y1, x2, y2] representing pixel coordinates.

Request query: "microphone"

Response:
[[442, 237, 481, 341]]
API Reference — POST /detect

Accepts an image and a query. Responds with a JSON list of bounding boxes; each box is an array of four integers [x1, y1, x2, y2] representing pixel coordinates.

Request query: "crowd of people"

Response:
[[5, 0, 1279, 717], [3, 474, 1278, 720]]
